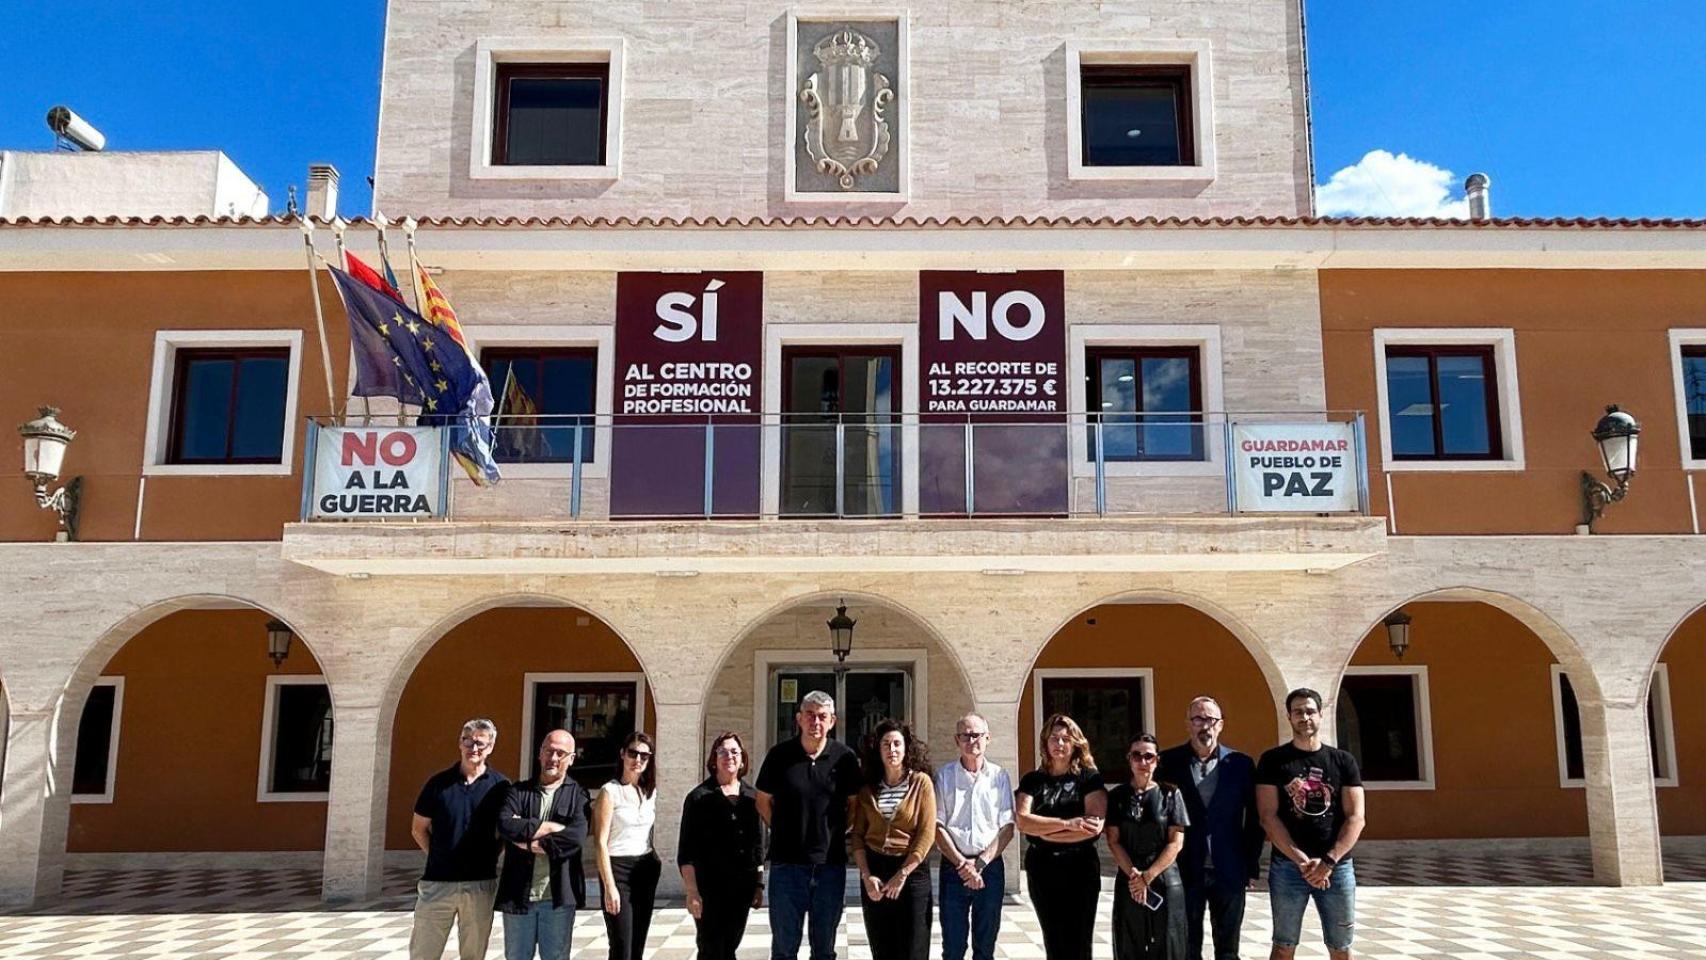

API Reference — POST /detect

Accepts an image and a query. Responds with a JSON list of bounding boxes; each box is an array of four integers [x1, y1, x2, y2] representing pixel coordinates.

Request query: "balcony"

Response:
[[281, 412, 1386, 576]]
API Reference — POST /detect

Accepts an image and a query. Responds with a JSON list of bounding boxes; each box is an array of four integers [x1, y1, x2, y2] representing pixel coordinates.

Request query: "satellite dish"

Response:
[[46, 106, 106, 152]]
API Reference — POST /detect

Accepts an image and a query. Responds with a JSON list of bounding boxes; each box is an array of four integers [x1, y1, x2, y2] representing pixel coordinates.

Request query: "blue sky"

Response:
[[3, 1, 1701, 218]]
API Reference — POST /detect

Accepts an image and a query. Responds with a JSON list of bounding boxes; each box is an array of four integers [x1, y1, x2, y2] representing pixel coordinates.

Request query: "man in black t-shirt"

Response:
[[1255, 689, 1364, 960], [755, 690, 863, 960]]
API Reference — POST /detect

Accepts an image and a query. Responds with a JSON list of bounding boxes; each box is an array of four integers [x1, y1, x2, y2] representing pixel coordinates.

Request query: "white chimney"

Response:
[[306, 164, 340, 221], [1465, 173, 1491, 221]]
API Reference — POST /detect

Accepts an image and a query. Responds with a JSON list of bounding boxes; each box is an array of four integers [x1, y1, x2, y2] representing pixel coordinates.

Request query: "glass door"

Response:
[[781, 349, 901, 517], [771, 666, 911, 750], [531, 680, 639, 792], [1038, 675, 1146, 777]]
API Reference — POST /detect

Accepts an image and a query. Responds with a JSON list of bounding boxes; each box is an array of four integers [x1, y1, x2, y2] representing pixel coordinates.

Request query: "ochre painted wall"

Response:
[[1658, 609, 1706, 835], [1320, 269, 1706, 534], [68, 609, 329, 852], [0, 271, 348, 543], [386, 607, 655, 850], [1020, 604, 1277, 775]]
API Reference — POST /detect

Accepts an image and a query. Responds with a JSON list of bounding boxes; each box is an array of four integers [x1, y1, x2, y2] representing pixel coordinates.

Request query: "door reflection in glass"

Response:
[[771, 667, 910, 750], [782, 350, 900, 516]]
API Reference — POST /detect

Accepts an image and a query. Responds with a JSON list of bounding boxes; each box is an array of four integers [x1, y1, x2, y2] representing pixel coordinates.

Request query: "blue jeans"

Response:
[[769, 862, 847, 960], [1268, 857, 1355, 952], [501, 900, 573, 960], [940, 857, 1004, 960]]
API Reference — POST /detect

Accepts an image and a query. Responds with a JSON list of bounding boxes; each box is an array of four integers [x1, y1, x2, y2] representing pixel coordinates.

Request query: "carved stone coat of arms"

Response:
[[799, 28, 894, 191]]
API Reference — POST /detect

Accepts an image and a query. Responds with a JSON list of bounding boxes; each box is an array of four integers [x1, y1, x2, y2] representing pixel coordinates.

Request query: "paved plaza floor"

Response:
[[4, 844, 1706, 959]]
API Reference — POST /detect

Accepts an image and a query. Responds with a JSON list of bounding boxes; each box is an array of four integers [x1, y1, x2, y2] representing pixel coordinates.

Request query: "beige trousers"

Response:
[[410, 878, 499, 960]]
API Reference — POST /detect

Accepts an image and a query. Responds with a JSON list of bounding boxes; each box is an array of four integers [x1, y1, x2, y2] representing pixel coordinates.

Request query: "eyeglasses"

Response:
[[460, 737, 494, 752], [714, 747, 743, 758], [955, 732, 988, 742], [1128, 752, 1160, 763], [542, 748, 580, 762], [624, 748, 653, 763], [1189, 716, 1223, 726]]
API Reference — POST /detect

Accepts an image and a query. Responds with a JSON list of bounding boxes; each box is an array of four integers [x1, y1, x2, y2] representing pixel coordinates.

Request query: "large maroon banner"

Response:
[[918, 271, 1068, 515], [611, 272, 763, 517]]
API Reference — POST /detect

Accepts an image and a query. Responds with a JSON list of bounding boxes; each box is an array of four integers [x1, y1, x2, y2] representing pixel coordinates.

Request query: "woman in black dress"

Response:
[[1015, 713, 1107, 960], [1104, 734, 1189, 960]]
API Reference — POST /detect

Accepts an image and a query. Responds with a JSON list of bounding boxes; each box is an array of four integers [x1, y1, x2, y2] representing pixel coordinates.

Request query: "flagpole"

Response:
[[331, 217, 371, 424], [299, 216, 340, 419], [403, 216, 427, 316]]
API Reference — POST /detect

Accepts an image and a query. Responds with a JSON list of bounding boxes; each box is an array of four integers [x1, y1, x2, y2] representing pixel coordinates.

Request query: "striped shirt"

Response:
[[876, 781, 909, 819]]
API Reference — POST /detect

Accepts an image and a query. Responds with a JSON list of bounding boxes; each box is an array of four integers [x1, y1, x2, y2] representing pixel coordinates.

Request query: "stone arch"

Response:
[[1647, 601, 1706, 854]]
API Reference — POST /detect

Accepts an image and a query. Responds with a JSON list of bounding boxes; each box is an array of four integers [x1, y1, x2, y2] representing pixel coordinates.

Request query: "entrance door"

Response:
[[781, 348, 901, 517], [771, 666, 911, 750], [1038, 674, 1146, 776], [530, 679, 640, 792]]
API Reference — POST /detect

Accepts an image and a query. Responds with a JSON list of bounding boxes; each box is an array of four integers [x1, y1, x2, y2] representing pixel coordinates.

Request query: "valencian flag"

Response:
[[497, 367, 549, 461], [413, 260, 500, 483], [329, 260, 501, 485]]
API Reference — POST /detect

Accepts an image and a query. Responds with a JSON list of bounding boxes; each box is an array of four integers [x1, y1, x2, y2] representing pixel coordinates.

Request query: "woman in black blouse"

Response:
[[678, 731, 765, 960], [1016, 713, 1107, 960], [1105, 734, 1189, 960]]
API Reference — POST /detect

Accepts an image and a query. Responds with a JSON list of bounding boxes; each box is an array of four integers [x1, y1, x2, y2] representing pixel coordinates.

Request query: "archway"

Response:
[[1653, 604, 1706, 880]]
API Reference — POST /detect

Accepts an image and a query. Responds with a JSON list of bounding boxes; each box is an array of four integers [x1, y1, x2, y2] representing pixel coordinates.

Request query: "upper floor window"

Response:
[[1680, 345, 1706, 461], [1087, 346, 1204, 462], [1079, 65, 1194, 167], [482, 347, 598, 464], [167, 348, 290, 464], [1383, 346, 1502, 461], [493, 63, 609, 167]]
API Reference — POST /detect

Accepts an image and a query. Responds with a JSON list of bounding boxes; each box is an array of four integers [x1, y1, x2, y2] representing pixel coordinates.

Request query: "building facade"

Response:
[[2, 0, 1705, 907]]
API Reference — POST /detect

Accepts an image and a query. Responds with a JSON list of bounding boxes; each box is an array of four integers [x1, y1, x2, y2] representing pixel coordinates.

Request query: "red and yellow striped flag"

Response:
[[416, 263, 472, 358]]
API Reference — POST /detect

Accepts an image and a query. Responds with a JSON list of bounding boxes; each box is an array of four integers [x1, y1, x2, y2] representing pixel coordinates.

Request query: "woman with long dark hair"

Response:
[[594, 731, 660, 960], [1105, 734, 1189, 960], [678, 731, 765, 960], [849, 718, 937, 960], [1016, 714, 1107, 960]]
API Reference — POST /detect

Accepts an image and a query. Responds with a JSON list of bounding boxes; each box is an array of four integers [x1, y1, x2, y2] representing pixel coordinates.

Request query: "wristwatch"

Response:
[[971, 855, 987, 872], [1318, 854, 1338, 869]]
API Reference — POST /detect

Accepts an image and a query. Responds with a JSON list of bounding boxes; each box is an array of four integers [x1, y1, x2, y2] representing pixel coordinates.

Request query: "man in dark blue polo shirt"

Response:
[[410, 717, 511, 960]]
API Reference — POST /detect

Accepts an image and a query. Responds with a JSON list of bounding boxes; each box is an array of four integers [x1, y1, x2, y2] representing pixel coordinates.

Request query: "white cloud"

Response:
[[1316, 149, 1471, 218]]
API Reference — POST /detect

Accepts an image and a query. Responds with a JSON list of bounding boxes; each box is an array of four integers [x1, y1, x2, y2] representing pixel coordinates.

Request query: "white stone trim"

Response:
[[141, 329, 303, 476], [1340, 665, 1435, 790], [461, 324, 614, 479], [1067, 323, 1225, 477], [518, 672, 648, 779], [1371, 328, 1525, 472], [257, 675, 331, 803], [761, 323, 920, 516], [1667, 329, 1706, 471], [783, 10, 911, 203], [468, 37, 625, 181], [1551, 664, 1677, 789], [1065, 40, 1217, 184], [70, 677, 123, 805], [1028, 667, 1156, 770], [751, 648, 928, 761]]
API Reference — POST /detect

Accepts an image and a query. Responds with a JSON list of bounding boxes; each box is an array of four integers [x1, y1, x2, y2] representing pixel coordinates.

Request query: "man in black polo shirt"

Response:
[[756, 690, 862, 960], [410, 717, 511, 960]]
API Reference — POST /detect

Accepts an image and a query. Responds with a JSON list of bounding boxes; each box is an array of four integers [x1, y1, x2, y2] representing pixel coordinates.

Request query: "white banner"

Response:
[[1231, 422, 1359, 513], [311, 427, 443, 519]]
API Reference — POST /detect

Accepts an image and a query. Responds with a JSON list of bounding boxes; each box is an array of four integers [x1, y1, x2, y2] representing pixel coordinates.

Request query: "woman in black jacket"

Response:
[[678, 731, 766, 960]]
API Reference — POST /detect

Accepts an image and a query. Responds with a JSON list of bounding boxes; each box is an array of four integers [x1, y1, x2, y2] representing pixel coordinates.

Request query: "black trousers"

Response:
[[1026, 844, 1100, 960], [603, 853, 661, 960], [861, 849, 933, 960], [694, 870, 758, 960], [1183, 877, 1246, 960]]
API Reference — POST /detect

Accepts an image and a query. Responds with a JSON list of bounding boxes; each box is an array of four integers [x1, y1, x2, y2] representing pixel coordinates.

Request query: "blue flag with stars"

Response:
[[328, 266, 501, 484]]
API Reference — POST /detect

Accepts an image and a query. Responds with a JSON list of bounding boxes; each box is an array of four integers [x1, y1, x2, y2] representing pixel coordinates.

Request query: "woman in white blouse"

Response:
[[593, 731, 660, 960]]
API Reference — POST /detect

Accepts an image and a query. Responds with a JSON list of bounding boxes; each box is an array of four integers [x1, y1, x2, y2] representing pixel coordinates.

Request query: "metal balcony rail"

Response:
[[300, 411, 1368, 522]]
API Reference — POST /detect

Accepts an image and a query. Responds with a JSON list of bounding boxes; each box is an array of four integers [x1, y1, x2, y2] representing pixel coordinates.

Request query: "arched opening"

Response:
[[1654, 605, 1706, 880], [385, 603, 657, 853]]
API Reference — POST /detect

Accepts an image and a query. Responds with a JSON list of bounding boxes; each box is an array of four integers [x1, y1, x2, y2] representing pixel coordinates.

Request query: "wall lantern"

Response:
[[1580, 404, 1641, 533], [266, 619, 295, 668], [18, 406, 81, 542], [827, 601, 856, 663], [1383, 609, 1413, 660]]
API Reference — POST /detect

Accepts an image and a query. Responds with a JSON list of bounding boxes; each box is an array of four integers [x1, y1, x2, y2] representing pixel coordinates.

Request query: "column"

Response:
[[0, 708, 69, 907], [1579, 693, 1664, 885], [649, 699, 704, 897], [321, 700, 391, 901]]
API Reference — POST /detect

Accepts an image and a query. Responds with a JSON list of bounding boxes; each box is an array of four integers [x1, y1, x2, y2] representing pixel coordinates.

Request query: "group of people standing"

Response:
[[405, 686, 1366, 960]]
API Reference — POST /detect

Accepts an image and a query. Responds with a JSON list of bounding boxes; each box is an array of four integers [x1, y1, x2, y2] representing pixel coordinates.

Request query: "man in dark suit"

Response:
[[497, 729, 591, 960], [1159, 696, 1264, 960]]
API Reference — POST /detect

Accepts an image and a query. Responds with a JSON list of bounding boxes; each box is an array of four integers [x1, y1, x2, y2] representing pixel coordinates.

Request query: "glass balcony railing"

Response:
[[299, 412, 1370, 522]]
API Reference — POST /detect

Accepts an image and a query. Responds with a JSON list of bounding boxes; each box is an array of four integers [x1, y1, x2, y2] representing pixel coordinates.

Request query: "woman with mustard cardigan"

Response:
[[850, 718, 938, 960]]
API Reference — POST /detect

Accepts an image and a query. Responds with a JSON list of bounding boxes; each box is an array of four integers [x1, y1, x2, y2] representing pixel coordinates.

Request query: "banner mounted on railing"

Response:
[[611, 272, 764, 517], [918, 270, 1068, 515], [309, 426, 444, 518], [1230, 422, 1359, 513]]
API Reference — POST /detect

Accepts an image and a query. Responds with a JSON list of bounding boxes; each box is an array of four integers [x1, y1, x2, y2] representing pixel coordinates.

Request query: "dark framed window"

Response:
[[493, 62, 609, 166], [1556, 670, 1669, 781], [1038, 674, 1146, 776], [1336, 672, 1423, 782], [72, 681, 120, 797], [780, 347, 902, 517], [1086, 346, 1204, 461], [1682, 346, 1706, 461], [167, 348, 290, 464], [481, 347, 598, 464], [1384, 346, 1503, 460], [267, 682, 333, 794], [1080, 64, 1194, 167], [530, 680, 639, 793]]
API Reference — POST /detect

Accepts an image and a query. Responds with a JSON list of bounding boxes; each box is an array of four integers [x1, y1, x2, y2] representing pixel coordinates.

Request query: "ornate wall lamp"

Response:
[[266, 619, 295, 668], [1383, 609, 1413, 660], [827, 601, 856, 662], [19, 406, 81, 541], [1580, 405, 1640, 533]]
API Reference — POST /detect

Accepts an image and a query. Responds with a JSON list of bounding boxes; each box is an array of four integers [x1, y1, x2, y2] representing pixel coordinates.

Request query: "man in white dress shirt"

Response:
[[933, 713, 1015, 960]]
